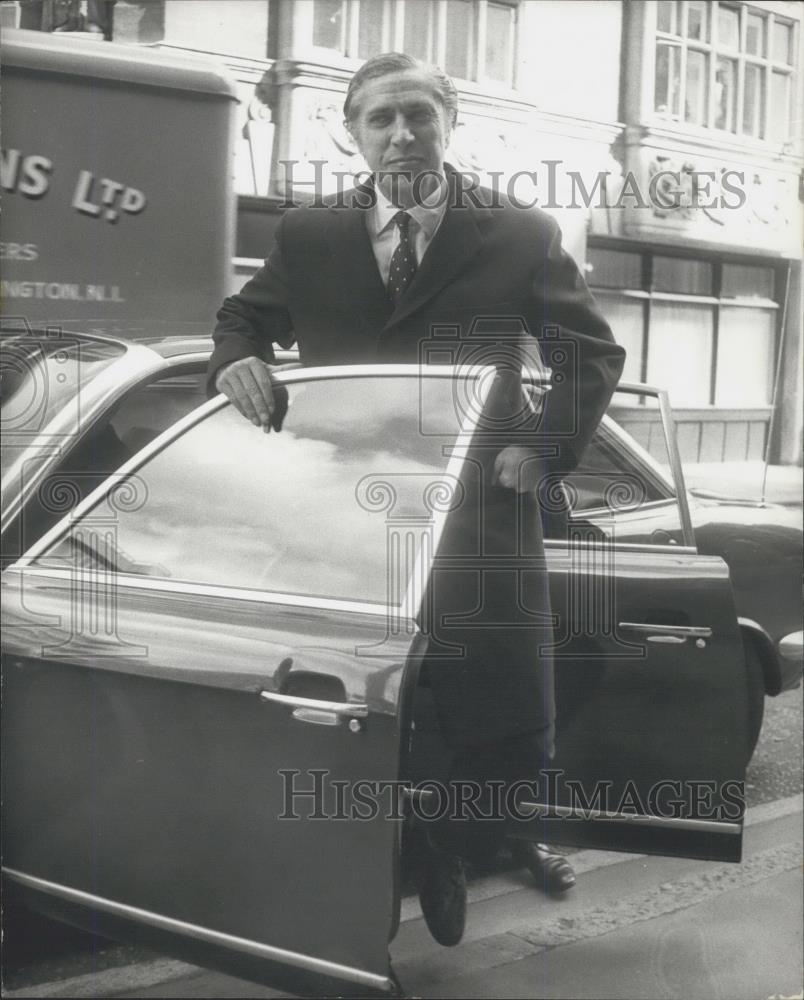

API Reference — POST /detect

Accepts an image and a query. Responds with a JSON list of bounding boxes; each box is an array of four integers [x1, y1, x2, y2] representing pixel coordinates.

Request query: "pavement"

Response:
[[6, 792, 801, 1000], [390, 797, 803, 1000]]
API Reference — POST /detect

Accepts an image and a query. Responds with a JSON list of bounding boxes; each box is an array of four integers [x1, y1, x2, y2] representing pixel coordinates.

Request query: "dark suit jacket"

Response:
[[209, 167, 625, 749]]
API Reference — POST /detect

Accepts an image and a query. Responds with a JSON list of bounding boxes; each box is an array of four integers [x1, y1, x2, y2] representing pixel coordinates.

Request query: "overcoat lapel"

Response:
[[326, 186, 393, 336], [383, 171, 491, 331], [324, 169, 492, 337]]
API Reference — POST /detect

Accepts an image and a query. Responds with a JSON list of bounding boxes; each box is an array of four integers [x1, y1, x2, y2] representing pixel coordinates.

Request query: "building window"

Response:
[[313, 0, 346, 49], [654, 1, 798, 142], [311, 0, 517, 86], [587, 243, 780, 409]]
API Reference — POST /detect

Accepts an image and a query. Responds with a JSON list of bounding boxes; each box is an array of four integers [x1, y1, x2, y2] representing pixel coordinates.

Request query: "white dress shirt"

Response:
[[366, 175, 449, 287]]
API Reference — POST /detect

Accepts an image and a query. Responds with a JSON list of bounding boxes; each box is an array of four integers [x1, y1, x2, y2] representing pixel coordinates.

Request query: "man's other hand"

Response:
[[215, 357, 277, 430], [492, 446, 541, 493]]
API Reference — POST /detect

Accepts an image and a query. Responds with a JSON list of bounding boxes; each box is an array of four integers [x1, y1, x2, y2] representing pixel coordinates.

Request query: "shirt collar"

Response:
[[368, 170, 448, 240]]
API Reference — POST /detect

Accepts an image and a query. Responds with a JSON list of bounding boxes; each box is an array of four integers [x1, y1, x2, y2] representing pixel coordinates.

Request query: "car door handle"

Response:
[[259, 690, 369, 719], [618, 622, 713, 644]]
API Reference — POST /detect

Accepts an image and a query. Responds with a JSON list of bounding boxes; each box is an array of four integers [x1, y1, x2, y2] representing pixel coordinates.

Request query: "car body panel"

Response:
[[779, 630, 804, 692], [545, 542, 746, 860], [2, 365, 756, 992], [692, 501, 803, 673], [2, 571, 409, 995]]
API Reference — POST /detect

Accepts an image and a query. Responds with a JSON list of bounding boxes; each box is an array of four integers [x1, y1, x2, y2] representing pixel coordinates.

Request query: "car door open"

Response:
[[2, 366, 488, 997], [512, 383, 747, 861]]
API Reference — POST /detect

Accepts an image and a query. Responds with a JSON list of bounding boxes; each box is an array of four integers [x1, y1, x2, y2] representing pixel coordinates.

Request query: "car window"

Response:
[[35, 375, 467, 605], [4, 370, 207, 564], [107, 370, 207, 454], [549, 388, 685, 546], [565, 418, 673, 514]]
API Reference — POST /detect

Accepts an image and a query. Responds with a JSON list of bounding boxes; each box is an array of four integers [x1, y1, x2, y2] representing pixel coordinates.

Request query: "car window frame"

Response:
[[542, 380, 696, 553], [568, 414, 675, 511], [617, 381, 696, 547], [15, 365, 510, 622], [13, 372, 697, 624]]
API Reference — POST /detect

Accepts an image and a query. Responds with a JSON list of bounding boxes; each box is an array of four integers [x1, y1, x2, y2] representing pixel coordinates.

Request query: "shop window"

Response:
[[585, 249, 642, 290], [653, 1, 798, 144], [588, 245, 780, 410], [721, 263, 774, 300], [648, 301, 714, 405], [652, 256, 712, 295], [714, 307, 775, 405], [591, 293, 645, 386]]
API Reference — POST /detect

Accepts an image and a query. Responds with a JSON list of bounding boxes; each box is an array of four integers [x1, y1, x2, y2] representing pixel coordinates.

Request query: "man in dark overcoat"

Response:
[[208, 51, 625, 946]]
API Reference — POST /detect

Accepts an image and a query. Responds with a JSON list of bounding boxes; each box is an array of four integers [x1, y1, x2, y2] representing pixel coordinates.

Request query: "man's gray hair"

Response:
[[344, 52, 459, 128]]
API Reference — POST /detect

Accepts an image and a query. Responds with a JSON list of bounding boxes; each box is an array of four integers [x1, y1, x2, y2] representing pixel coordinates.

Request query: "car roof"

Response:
[[129, 334, 215, 360], [130, 335, 301, 366]]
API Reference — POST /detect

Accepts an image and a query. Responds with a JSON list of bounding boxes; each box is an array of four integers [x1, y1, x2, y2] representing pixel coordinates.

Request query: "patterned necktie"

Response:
[[387, 210, 417, 304]]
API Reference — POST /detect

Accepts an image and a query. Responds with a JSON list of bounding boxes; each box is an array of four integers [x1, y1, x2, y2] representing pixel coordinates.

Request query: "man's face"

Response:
[[348, 69, 452, 204]]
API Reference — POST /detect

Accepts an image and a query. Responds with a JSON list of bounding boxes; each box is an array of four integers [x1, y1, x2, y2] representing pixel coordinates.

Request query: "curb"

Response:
[[4, 794, 802, 1000]]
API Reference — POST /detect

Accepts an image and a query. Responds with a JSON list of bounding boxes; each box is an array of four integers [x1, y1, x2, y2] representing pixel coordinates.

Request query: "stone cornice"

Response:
[[151, 42, 275, 81], [513, 109, 623, 147], [271, 58, 355, 89], [625, 122, 803, 172]]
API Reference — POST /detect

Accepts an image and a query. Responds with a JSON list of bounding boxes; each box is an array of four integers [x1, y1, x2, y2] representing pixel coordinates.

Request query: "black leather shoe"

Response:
[[418, 842, 467, 947], [511, 841, 576, 893]]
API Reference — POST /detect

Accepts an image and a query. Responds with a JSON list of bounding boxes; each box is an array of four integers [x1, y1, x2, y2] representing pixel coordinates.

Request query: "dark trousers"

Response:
[[428, 726, 554, 865]]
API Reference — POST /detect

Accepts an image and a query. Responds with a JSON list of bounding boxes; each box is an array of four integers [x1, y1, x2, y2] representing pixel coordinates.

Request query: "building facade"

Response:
[[3, 0, 801, 465]]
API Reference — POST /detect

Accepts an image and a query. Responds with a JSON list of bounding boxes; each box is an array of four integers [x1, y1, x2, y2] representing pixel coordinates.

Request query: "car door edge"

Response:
[[3, 867, 402, 997]]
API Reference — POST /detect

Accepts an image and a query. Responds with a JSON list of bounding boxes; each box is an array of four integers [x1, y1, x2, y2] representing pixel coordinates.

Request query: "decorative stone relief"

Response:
[[301, 102, 364, 181], [233, 72, 277, 197], [447, 121, 516, 175], [624, 144, 801, 254]]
